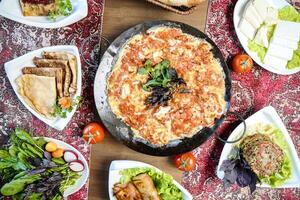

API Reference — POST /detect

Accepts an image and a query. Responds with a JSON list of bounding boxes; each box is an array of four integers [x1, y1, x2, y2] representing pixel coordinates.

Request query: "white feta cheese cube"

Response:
[[273, 20, 300, 42], [252, 0, 273, 21], [238, 18, 257, 40], [271, 36, 298, 50], [265, 7, 278, 25], [264, 54, 288, 70], [267, 43, 294, 60], [243, 1, 263, 28], [254, 25, 269, 48]]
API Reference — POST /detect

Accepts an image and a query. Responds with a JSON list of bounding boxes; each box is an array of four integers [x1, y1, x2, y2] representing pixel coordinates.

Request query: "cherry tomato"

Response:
[[174, 152, 196, 172], [232, 54, 253, 73], [83, 122, 105, 144]]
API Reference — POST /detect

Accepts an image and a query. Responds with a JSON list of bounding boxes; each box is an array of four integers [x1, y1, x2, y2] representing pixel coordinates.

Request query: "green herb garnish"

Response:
[[138, 60, 186, 107], [49, 0, 73, 21], [53, 96, 81, 118]]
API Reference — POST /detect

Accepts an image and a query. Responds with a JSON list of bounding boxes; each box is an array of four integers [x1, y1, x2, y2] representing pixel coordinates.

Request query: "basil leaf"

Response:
[[138, 67, 147, 75]]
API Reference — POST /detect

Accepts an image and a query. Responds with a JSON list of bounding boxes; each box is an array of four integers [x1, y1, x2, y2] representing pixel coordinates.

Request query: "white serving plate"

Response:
[[233, 0, 300, 75], [42, 137, 89, 196], [216, 106, 300, 188], [4, 45, 82, 130], [108, 160, 193, 200], [0, 0, 88, 28]]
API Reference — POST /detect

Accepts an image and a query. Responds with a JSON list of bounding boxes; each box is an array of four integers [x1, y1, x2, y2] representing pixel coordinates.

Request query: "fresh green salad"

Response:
[[248, 6, 300, 69], [0, 128, 80, 200], [120, 167, 183, 200]]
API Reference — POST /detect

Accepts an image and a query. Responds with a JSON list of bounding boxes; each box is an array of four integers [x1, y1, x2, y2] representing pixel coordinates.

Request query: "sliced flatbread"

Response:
[[22, 67, 64, 98], [156, 0, 204, 7], [42, 52, 78, 95], [33, 57, 71, 97], [16, 74, 57, 119], [19, 0, 56, 16]]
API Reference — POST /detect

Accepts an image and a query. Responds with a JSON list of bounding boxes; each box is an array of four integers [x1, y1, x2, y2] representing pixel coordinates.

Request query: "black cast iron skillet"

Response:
[[93, 20, 232, 156]]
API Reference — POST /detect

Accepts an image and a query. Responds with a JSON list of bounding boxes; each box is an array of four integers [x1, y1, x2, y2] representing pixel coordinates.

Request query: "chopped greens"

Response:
[[138, 60, 186, 107], [49, 0, 73, 21], [0, 129, 80, 200], [53, 96, 81, 118]]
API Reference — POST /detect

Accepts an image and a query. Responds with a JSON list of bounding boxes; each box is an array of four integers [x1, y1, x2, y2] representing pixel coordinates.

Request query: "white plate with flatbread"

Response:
[[4, 45, 82, 130], [0, 0, 88, 28]]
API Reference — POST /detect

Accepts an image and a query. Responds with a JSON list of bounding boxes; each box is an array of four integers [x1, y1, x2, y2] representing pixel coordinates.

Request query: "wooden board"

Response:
[[88, 0, 209, 199]]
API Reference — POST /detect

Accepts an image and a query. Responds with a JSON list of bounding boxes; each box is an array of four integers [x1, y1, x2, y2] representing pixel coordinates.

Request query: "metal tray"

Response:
[[94, 20, 231, 156]]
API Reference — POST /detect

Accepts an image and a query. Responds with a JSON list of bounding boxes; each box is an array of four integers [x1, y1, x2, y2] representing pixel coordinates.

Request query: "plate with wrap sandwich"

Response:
[[108, 160, 193, 200]]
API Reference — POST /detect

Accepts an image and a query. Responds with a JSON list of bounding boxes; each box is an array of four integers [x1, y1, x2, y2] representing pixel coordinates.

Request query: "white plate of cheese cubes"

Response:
[[234, 0, 300, 75]]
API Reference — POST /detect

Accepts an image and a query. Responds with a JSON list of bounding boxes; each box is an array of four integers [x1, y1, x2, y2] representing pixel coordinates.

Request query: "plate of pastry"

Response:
[[234, 0, 300, 75], [4, 45, 82, 130], [108, 160, 193, 200], [0, 0, 88, 28]]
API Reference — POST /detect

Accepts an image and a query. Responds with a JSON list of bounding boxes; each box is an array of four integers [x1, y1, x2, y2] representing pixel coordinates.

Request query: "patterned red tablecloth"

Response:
[[182, 0, 300, 199], [0, 1, 104, 199]]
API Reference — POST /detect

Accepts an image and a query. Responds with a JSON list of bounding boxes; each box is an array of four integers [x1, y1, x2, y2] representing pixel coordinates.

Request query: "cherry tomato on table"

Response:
[[83, 122, 105, 144], [174, 152, 196, 172], [232, 54, 253, 73]]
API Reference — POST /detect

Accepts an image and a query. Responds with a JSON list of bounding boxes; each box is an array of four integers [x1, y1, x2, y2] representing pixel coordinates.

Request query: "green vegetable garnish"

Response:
[[120, 167, 183, 200], [49, 0, 73, 21], [0, 129, 81, 199], [1, 174, 41, 196], [53, 96, 81, 118], [248, 25, 275, 62], [138, 59, 173, 91], [138, 60, 186, 107]]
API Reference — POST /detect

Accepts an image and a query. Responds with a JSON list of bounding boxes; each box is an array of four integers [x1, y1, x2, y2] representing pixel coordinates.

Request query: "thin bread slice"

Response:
[[42, 51, 78, 95], [33, 57, 71, 97], [16, 74, 57, 119], [22, 67, 64, 98], [19, 0, 56, 16]]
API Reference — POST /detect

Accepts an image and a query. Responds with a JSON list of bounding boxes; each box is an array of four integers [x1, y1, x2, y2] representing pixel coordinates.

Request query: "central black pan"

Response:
[[94, 20, 231, 156]]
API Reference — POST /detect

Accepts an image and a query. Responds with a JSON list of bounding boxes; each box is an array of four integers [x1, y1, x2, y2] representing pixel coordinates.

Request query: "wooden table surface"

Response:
[[88, 0, 209, 199]]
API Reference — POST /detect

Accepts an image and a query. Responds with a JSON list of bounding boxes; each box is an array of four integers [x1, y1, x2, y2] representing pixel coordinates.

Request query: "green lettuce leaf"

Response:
[[248, 25, 275, 62], [287, 42, 300, 69], [255, 125, 292, 187], [278, 6, 300, 22], [120, 167, 183, 200]]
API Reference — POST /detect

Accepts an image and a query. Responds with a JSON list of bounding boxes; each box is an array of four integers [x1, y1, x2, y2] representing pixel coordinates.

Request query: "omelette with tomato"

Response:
[[107, 27, 226, 145]]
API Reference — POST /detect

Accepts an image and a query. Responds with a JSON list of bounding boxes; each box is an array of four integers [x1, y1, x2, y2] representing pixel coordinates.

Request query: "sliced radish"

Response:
[[63, 150, 78, 163], [69, 160, 85, 172]]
